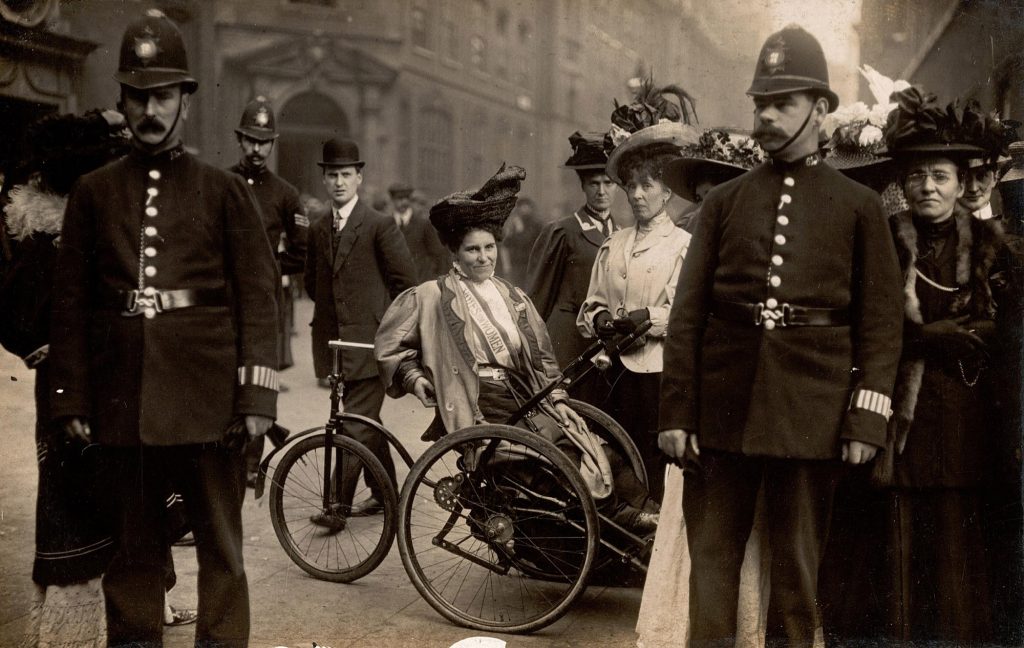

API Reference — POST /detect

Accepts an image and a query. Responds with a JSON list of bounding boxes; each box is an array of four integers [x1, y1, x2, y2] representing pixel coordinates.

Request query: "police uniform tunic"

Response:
[[50, 147, 280, 446], [229, 163, 307, 275], [660, 155, 903, 457]]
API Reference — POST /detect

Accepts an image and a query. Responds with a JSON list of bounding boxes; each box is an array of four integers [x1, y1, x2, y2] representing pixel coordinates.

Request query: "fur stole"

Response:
[[873, 210, 1006, 486], [3, 182, 67, 242]]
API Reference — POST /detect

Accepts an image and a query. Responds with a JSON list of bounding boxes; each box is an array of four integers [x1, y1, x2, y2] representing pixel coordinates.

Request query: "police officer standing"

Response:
[[49, 10, 279, 646], [657, 25, 903, 646], [230, 97, 307, 484]]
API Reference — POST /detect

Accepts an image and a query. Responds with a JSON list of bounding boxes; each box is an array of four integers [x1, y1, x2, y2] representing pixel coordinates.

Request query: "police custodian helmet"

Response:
[[115, 9, 198, 93], [235, 97, 279, 141], [747, 24, 838, 113]]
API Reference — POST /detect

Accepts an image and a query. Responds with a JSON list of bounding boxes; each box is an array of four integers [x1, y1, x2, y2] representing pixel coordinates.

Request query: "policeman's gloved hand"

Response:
[[613, 308, 650, 334], [594, 311, 617, 340], [222, 417, 249, 452]]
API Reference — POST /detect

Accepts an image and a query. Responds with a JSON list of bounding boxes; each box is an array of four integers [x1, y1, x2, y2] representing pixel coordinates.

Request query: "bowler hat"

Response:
[[236, 96, 278, 141], [747, 25, 838, 113], [114, 9, 198, 93], [317, 138, 364, 169]]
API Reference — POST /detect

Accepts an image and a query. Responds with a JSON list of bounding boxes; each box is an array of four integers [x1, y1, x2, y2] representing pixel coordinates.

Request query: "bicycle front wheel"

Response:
[[268, 434, 397, 582]]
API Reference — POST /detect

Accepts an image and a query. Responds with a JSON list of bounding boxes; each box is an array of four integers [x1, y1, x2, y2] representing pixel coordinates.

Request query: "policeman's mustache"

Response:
[[752, 126, 785, 140], [136, 118, 166, 134]]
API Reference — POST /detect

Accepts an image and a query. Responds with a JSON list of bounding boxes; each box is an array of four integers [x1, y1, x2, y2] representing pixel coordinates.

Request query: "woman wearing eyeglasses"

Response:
[[874, 87, 1019, 644]]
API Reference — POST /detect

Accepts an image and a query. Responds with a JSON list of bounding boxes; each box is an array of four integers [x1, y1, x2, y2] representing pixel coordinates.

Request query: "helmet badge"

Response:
[[763, 36, 786, 75], [134, 27, 160, 66], [255, 107, 270, 127]]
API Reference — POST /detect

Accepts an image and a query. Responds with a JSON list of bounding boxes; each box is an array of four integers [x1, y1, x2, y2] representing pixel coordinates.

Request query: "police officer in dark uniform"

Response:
[[229, 96, 307, 484], [657, 25, 904, 646], [49, 10, 279, 646]]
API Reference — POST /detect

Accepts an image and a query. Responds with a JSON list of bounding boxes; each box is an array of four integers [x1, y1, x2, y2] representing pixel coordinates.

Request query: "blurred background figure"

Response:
[[498, 196, 542, 286], [388, 181, 449, 282]]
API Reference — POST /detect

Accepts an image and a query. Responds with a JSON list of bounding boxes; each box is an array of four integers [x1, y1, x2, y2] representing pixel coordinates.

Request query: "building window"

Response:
[[496, 8, 509, 35], [289, 0, 337, 6], [466, 110, 487, 182], [411, 2, 431, 50], [418, 103, 454, 199]]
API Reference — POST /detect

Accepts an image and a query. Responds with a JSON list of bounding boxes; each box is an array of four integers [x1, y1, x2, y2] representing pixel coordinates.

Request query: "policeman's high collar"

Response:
[[769, 151, 822, 172], [128, 143, 186, 165]]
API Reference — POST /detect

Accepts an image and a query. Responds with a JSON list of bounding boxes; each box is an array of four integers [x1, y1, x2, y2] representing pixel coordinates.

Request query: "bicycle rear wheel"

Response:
[[269, 434, 397, 582]]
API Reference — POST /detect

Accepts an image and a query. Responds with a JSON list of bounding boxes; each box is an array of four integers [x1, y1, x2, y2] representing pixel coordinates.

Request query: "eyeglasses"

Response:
[[905, 170, 956, 187]]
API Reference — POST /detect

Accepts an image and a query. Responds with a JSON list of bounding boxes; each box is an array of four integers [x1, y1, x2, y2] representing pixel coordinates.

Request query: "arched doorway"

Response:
[[277, 91, 350, 200]]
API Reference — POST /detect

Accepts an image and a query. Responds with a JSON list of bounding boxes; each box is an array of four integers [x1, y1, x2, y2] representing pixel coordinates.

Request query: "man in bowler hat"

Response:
[[48, 10, 280, 646], [657, 25, 903, 646], [305, 139, 416, 527]]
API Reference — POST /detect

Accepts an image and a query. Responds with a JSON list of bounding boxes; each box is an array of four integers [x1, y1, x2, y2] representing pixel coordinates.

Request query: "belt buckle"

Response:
[[123, 289, 163, 317], [752, 302, 764, 326]]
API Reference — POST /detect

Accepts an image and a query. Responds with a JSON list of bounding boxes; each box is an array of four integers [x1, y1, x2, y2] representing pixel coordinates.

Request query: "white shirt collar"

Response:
[[332, 194, 359, 229], [972, 203, 994, 220], [395, 207, 413, 227]]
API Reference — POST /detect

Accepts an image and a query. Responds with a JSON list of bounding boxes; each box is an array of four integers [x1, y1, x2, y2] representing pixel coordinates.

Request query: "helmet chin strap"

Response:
[[763, 103, 817, 158]]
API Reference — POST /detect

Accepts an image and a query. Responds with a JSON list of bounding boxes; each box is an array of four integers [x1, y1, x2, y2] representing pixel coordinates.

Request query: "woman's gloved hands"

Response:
[[613, 308, 650, 334], [593, 311, 617, 340], [918, 314, 992, 357]]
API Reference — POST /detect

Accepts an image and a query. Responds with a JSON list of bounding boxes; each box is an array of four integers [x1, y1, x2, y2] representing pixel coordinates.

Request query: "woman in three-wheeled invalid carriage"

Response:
[[374, 164, 659, 633]]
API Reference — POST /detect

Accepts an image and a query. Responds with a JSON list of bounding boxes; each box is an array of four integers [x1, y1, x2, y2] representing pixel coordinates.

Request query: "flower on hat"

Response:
[[681, 130, 766, 170], [604, 76, 697, 152], [822, 65, 911, 158]]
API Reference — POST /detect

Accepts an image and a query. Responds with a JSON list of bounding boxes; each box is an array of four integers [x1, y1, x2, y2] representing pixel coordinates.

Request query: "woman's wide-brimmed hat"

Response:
[[883, 86, 992, 160], [606, 121, 701, 185], [1000, 141, 1024, 184], [429, 163, 526, 245], [663, 128, 765, 202], [562, 131, 608, 170]]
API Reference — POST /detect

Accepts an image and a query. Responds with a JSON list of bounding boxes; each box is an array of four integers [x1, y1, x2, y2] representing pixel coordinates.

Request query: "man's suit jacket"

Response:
[[525, 211, 607, 367], [399, 208, 450, 283], [305, 199, 417, 380]]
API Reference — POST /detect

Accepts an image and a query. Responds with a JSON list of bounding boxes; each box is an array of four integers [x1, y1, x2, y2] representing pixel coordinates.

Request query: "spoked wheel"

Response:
[[269, 434, 397, 583], [397, 424, 599, 634]]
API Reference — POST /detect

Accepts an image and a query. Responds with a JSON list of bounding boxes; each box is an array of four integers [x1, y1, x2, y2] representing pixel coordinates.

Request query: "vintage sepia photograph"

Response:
[[1, 0, 1021, 646]]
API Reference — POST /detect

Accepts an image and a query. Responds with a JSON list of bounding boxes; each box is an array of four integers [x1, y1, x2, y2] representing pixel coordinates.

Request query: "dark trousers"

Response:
[[103, 444, 248, 648], [334, 377, 397, 504], [684, 450, 840, 648], [604, 366, 665, 501]]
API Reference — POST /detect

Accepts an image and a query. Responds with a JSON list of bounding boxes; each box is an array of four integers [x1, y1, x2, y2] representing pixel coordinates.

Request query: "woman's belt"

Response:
[[100, 287, 228, 318], [477, 365, 510, 380], [711, 300, 849, 328]]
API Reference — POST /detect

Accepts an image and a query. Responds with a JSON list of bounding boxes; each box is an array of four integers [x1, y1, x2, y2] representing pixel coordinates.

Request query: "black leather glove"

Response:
[[221, 417, 249, 452], [613, 308, 650, 334], [594, 311, 617, 340], [918, 316, 987, 357]]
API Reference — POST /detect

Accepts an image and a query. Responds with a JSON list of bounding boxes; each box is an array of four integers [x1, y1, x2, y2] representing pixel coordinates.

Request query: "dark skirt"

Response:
[[31, 363, 116, 586]]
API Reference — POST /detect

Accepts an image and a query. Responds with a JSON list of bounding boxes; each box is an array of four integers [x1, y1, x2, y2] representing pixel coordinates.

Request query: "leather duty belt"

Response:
[[102, 287, 228, 317], [711, 300, 850, 328]]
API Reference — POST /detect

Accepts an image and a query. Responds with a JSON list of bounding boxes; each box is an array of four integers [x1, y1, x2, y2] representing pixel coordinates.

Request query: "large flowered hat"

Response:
[[883, 86, 998, 160], [429, 163, 526, 247], [604, 77, 701, 185], [662, 129, 766, 202], [822, 65, 908, 172]]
